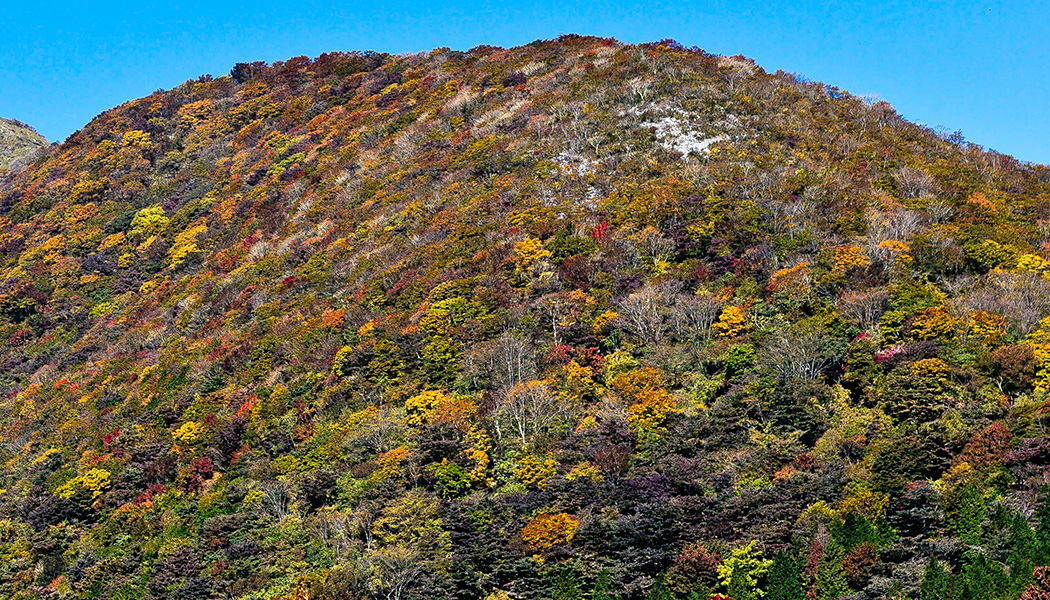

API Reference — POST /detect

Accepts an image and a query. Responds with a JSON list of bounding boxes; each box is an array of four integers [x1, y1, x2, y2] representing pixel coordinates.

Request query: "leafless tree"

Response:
[[259, 481, 292, 521], [462, 331, 536, 397], [873, 207, 926, 242], [718, 56, 757, 92], [836, 288, 889, 332], [392, 124, 425, 161], [310, 510, 357, 559], [893, 167, 939, 199], [552, 101, 588, 152], [353, 502, 381, 550], [1037, 219, 1050, 248], [617, 282, 723, 347], [761, 327, 845, 381], [760, 195, 809, 237], [627, 77, 653, 102], [367, 545, 424, 600], [960, 270, 1050, 336], [361, 406, 403, 454], [494, 380, 565, 445], [671, 291, 724, 346], [463, 332, 542, 440], [535, 292, 584, 345], [586, 131, 604, 156], [488, 331, 536, 390], [616, 282, 677, 345], [926, 199, 955, 224], [634, 226, 674, 266]]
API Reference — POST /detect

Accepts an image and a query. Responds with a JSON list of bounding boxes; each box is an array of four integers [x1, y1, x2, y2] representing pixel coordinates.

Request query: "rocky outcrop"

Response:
[[0, 117, 49, 171]]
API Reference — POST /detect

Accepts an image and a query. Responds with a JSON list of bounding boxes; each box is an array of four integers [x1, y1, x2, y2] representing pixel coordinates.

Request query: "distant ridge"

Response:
[[0, 117, 49, 171]]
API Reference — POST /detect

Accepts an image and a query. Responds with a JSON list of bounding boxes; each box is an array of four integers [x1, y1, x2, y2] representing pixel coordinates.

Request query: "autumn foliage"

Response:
[[522, 513, 580, 550], [0, 35, 1046, 600]]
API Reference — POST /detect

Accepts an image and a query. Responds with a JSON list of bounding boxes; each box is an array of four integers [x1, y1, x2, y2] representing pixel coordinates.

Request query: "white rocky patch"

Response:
[[553, 151, 600, 176], [642, 116, 727, 157]]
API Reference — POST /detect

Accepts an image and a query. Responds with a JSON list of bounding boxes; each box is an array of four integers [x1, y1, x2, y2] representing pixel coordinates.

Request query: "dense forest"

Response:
[[1, 35, 1050, 600]]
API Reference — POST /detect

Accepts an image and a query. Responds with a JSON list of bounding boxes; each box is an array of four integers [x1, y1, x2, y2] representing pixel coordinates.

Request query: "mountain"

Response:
[[0, 117, 49, 171], [1, 35, 1050, 600]]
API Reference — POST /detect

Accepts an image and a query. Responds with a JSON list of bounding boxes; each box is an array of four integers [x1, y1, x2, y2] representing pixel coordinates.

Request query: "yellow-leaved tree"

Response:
[[713, 305, 749, 337], [522, 513, 579, 551]]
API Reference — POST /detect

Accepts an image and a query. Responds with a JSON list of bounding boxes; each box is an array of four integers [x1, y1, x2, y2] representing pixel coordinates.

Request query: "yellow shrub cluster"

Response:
[[832, 244, 871, 274], [513, 237, 551, 272], [612, 367, 677, 432], [172, 421, 204, 443], [911, 358, 949, 379], [713, 306, 749, 337], [626, 389, 677, 433], [593, 310, 619, 334], [911, 306, 958, 340], [404, 390, 475, 429], [169, 224, 206, 268], [56, 468, 111, 500], [515, 455, 557, 489], [876, 240, 912, 268], [522, 513, 579, 550], [370, 446, 410, 483], [767, 261, 811, 294], [1015, 253, 1050, 274], [404, 390, 453, 426], [1026, 318, 1050, 393], [967, 311, 1006, 345], [121, 130, 153, 149]]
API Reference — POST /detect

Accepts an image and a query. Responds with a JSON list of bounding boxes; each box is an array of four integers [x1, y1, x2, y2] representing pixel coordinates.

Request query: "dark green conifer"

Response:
[[1036, 484, 1050, 564], [919, 558, 949, 600], [954, 485, 986, 545], [591, 569, 615, 600], [553, 566, 581, 600], [1008, 512, 1037, 594], [646, 575, 674, 600], [814, 542, 849, 600], [766, 551, 805, 600], [959, 552, 1009, 599]]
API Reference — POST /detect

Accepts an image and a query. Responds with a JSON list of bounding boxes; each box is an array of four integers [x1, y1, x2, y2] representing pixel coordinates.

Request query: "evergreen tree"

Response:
[[1036, 485, 1050, 564], [553, 566, 581, 600], [766, 551, 805, 600], [831, 512, 876, 551], [919, 558, 949, 600], [954, 485, 986, 546], [959, 552, 1009, 600], [814, 542, 849, 600], [1009, 513, 1038, 594], [592, 569, 616, 600], [647, 575, 674, 600]]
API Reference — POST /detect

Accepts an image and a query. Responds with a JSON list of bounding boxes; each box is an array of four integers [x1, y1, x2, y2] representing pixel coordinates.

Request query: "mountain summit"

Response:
[[0, 36, 1049, 600], [0, 117, 48, 170]]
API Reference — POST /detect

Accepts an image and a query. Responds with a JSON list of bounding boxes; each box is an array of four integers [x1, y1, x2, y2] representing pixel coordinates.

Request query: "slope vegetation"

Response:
[[1, 36, 1050, 600]]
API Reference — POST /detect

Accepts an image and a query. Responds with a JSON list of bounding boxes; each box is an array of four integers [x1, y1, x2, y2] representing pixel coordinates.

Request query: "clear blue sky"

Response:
[[2, 1, 1047, 165]]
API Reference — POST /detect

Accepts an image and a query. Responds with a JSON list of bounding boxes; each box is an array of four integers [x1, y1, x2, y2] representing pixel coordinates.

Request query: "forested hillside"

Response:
[[1, 35, 1050, 600]]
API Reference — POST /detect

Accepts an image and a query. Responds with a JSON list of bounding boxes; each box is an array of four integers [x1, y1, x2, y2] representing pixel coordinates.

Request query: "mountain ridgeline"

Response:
[[1, 36, 1050, 600]]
